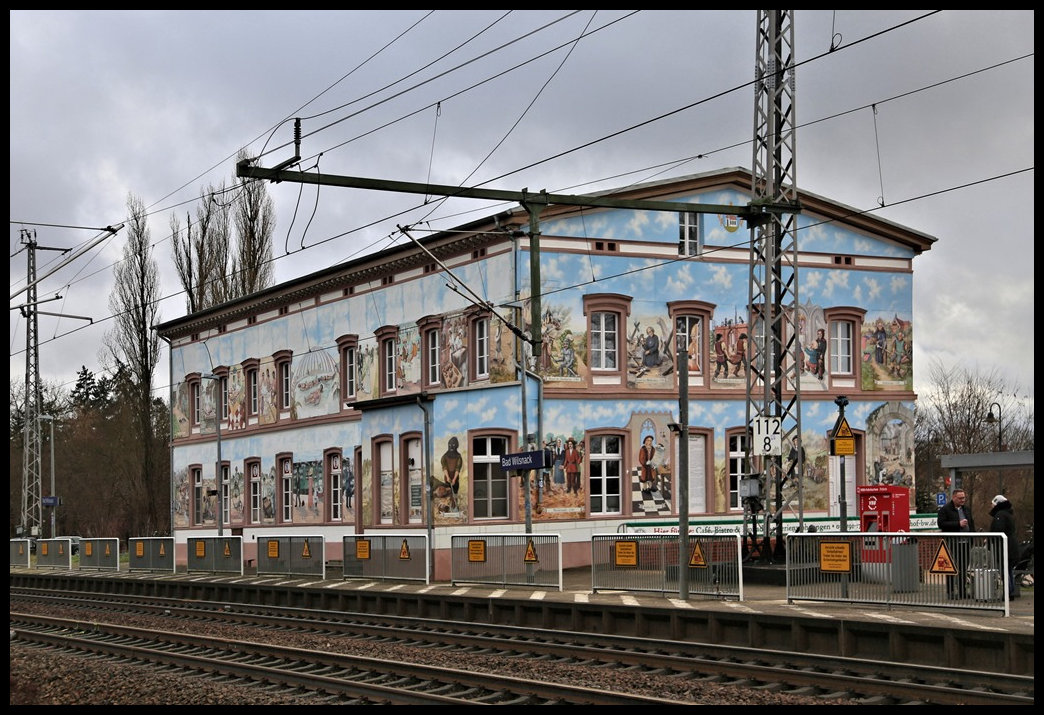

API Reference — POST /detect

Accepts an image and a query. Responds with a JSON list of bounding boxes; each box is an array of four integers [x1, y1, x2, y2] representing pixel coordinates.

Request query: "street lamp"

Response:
[[202, 373, 224, 537], [984, 401, 1003, 494], [38, 414, 55, 538], [984, 402, 1003, 452]]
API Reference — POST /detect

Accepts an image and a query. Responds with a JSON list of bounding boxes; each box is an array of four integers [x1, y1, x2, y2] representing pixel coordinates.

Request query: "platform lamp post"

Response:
[[38, 414, 55, 538], [985, 402, 1003, 494]]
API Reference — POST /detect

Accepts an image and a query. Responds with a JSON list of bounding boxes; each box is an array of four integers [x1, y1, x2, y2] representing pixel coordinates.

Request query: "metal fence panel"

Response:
[[78, 538, 121, 571], [343, 534, 429, 583], [450, 533, 562, 590], [128, 537, 176, 573], [186, 536, 244, 575], [591, 534, 743, 598], [9, 539, 32, 568], [34, 538, 74, 569], [785, 532, 1010, 614], [256, 535, 325, 578]]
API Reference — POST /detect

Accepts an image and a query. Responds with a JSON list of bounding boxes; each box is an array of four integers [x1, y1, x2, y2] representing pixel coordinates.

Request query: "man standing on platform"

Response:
[[938, 488, 974, 599]]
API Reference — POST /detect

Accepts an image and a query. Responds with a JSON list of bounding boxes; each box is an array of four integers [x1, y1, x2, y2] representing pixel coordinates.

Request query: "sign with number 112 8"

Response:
[[751, 416, 782, 456]]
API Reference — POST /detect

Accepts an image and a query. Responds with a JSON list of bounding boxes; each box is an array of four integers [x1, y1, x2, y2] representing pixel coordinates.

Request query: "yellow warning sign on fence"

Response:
[[930, 541, 958, 575], [468, 539, 487, 563], [302, 539, 312, 559], [688, 541, 707, 568], [524, 539, 539, 564], [399, 539, 411, 560], [614, 540, 638, 568]]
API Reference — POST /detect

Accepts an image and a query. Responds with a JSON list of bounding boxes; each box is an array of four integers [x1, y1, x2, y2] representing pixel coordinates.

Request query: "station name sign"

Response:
[[500, 450, 549, 471]]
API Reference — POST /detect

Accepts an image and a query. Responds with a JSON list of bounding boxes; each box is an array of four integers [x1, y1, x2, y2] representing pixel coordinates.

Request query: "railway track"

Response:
[[10, 588, 1033, 705], [11, 612, 699, 705]]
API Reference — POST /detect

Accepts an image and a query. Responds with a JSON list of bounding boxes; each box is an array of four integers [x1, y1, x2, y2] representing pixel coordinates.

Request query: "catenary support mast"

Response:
[[18, 229, 43, 538], [746, 10, 804, 561]]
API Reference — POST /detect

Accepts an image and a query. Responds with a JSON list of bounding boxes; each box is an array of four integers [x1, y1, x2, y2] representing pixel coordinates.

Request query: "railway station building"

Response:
[[156, 166, 934, 577]]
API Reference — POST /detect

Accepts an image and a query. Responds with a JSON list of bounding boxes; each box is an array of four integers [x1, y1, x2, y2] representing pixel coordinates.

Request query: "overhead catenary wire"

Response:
[[10, 13, 1032, 402]]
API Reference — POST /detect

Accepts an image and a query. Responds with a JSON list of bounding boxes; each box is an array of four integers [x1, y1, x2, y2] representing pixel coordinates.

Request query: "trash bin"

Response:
[[891, 538, 918, 593]]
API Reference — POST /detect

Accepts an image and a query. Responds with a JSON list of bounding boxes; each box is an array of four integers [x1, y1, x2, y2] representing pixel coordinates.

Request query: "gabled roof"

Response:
[[155, 166, 936, 339]]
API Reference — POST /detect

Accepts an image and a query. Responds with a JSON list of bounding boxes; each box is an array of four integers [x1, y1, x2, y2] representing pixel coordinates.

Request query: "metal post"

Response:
[[416, 395, 433, 582], [986, 402, 1003, 493], [39, 415, 55, 538], [834, 395, 850, 533], [677, 335, 690, 600], [48, 419, 55, 539], [202, 373, 223, 537], [215, 403, 223, 537]]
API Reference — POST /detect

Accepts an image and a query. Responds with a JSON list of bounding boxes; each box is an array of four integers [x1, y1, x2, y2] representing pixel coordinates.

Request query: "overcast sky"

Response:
[[9, 10, 1034, 414]]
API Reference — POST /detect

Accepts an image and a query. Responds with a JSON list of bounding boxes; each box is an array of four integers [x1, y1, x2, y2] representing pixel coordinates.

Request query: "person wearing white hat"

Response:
[[989, 495, 1018, 599]]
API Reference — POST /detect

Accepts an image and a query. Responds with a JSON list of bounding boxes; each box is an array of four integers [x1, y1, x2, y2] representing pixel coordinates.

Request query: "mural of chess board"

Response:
[[631, 468, 672, 516]]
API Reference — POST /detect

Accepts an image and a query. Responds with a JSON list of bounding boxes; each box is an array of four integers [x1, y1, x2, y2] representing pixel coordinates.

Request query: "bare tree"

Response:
[[172, 154, 274, 313], [104, 193, 162, 534], [915, 359, 1033, 538], [171, 183, 231, 312], [231, 148, 275, 296]]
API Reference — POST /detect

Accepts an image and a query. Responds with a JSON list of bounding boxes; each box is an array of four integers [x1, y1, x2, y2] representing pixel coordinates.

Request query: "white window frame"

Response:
[[220, 463, 230, 527], [383, 339, 397, 394], [249, 368, 259, 416], [426, 329, 441, 386], [679, 211, 701, 256], [472, 434, 509, 519], [830, 320, 853, 375], [588, 435, 622, 515], [193, 467, 203, 525], [220, 376, 229, 421], [728, 432, 747, 511], [590, 311, 618, 370], [279, 360, 291, 409], [474, 317, 489, 378], [191, 381, 201, 426], [345, 346, 357, 399], [249, 462, 261, 524], [281, 458, 293, 522], [406, 438, 423, 524], [329, 453, 342, 522]]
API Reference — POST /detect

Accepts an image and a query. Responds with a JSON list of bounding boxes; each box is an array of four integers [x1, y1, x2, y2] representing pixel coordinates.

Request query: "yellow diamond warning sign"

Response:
[[688, 541, 707, 568], [930, 541, 958, 575], [833, 417, 853, 439], [831, 416, 855, 456]]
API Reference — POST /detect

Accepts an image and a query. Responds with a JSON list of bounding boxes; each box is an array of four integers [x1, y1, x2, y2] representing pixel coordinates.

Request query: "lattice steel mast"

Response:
[[18, 229, 43, 537], [746, 10, 804, 561]]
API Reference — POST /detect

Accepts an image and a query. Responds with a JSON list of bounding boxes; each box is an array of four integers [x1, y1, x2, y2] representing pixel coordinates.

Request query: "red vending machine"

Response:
[[857, 485, 913, 587], [857, 485, 911, 534]]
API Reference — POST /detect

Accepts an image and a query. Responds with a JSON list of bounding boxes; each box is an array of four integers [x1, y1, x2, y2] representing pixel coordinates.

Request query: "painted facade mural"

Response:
[[862, 315, 913, 391], [165, 175, 926, 540]]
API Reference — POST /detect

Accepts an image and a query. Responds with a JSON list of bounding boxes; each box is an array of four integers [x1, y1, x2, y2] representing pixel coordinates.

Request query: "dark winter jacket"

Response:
[[989, 499, 1018, 564], [937, 500, 975, 533]]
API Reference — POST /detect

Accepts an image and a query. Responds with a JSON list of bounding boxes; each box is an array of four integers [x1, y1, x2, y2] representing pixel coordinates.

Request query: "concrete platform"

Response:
[[557, 565, 1034, 632]]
